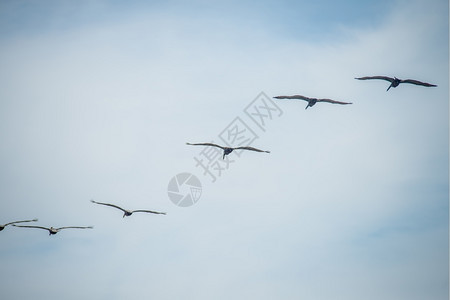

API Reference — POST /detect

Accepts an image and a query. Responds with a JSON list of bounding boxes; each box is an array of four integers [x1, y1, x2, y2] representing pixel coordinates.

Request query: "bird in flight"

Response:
[[0, 219, 38, 231], [13, 224, 93, 235], [186, 142, 270, 159], [91, 200, 166, 218], [355, 76, 437, 91], [273, 95, 352, 109]]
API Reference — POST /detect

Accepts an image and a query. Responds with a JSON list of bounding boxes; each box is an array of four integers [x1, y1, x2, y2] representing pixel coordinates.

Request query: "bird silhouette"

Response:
[[273, 95, 352, 109], [91, 200, 166, 217], [186, 142, 270, 159], [355, 76, 437, 91], [13, 224, 93, 235], [0, 219, 38, 231]]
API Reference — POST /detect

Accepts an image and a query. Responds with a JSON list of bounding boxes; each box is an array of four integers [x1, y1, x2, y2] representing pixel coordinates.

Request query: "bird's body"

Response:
[[355, 76, 437, 91], [91, 200, 166, 217], [186, 142, 270, 159], [13, 225, 93, 235], [273, 95, 352, 109], [0, 219, 38, 231]]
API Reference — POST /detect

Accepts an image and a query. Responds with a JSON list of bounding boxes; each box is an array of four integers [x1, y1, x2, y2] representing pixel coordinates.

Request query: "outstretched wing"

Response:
[[4, 219, 38, 226], [317, 98, 353, 105], [91, 200, 127, 213], [132, 210, 167, 215], [186, 142, 225, 150], [401, 79, 437, 87], [12, 225, 50, 232], [57, 226, 93, 230], [355, 76, 394, 82], [273, 95, 314, 102], [233, 146, 270, 153]]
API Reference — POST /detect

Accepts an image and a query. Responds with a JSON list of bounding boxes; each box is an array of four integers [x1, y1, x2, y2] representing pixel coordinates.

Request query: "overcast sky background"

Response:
[[0, 0, 448, 299]]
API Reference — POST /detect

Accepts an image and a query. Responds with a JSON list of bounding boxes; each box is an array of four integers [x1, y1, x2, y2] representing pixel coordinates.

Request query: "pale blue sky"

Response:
[[0, 0, 392, 41], [0, 1, 448, 299]]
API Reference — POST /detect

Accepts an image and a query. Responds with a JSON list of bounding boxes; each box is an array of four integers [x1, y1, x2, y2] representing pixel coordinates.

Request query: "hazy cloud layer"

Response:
[[0, 1, 448, 299]]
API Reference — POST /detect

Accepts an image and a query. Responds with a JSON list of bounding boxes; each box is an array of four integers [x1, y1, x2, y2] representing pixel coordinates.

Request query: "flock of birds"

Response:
[[186, 75, 437, 158], [2, 75, 437, 236], [3, 201, 166, 236], [272, 76, 436, 110]]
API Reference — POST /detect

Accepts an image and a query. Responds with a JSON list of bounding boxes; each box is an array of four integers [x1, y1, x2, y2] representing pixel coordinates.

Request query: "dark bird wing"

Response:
[[131, 210, 167, 215], [12, 225, 51, 232], [186, 142, 226, 150], [91, 200, 127, 213], [3, 219, 38, 226], [355, 76, 394, 82], [57, 226, 93, 230], [273, 95, 314, 102], [401, 79, 437, 87], [317, 98, 353, 105], [233, 146, 270, 153]]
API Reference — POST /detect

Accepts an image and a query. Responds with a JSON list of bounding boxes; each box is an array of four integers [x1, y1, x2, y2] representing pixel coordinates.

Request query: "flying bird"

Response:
[[0, 219, 38, 231], [186, 142, 270, 159], [355, 76, 437, 91], [273, 95, 352, 109], [91, 200, 166, 218], [12, 224, 93, 235]]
